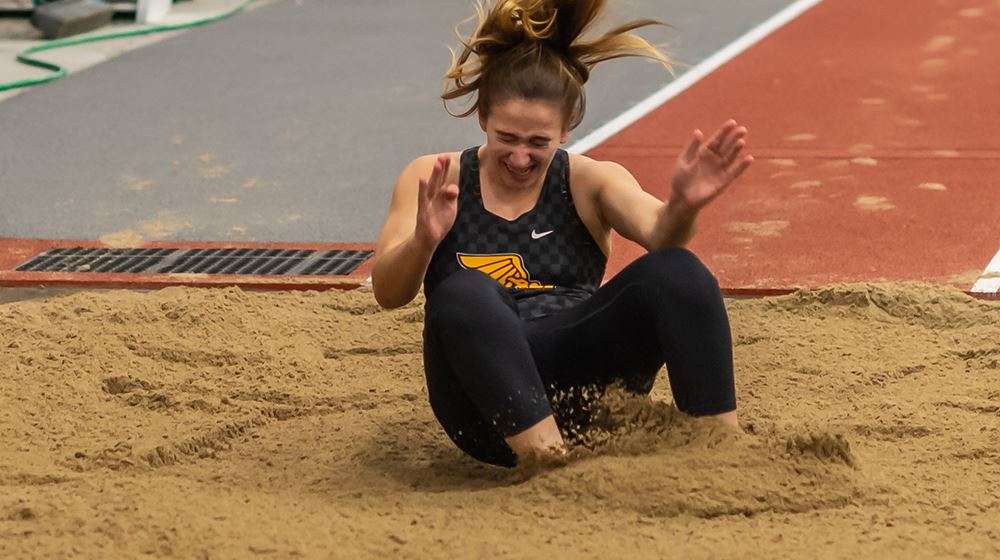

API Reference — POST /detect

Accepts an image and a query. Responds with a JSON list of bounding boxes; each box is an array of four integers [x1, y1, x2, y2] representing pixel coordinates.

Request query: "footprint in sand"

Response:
[[99, 230, 144, 248], [923, 35, 955, 53], [851, 157, 878, 166], [196, 153, 233, 179], [895, 117, 923, 128], [726, 220, 789, 237], [100, 212, 193, 247], [917, 182, 947, 191], [827, 175, 856, 183], [784, 133, 817, 142], [854, 196, 895, 211], [121, 175, 157, 191], [201, 165, 232, 179], [769, 159, 798, 167], [790, 180, 823, 189], [920, 58, 949, 75], [849, 143, 876, 154]]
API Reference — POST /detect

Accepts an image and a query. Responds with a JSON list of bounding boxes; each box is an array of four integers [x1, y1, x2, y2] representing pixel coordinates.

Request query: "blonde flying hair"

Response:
[[443, 0, 674, 131]]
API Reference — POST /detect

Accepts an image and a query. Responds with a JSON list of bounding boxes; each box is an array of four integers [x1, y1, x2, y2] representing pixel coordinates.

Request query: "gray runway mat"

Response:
[[0, 0, 797, 243]]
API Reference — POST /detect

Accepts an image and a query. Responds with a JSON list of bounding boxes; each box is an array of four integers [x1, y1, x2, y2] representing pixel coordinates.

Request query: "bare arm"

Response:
[[371, 154, 458, 309], [593, 161, 696, 251], [595, 120, 754, 251], [371, 229, 437, 310]]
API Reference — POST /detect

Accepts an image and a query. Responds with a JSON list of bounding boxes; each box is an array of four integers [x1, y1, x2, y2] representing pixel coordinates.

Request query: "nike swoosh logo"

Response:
[[531, 229, 554, 239]]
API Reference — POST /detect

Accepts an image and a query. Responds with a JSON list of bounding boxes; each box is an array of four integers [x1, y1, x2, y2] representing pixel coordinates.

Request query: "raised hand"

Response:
[[415, 155, 460, 248], [669, 119, 754, 213]]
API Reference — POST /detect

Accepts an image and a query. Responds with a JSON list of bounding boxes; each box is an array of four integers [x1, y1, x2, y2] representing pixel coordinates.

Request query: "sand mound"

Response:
[[1, 282, 998, 558]]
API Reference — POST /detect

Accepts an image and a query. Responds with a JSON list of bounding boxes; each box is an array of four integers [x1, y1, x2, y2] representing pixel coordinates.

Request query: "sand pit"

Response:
[[1, 282, 998, 558]]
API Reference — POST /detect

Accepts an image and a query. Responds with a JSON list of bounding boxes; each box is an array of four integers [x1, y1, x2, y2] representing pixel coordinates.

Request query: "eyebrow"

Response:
[[496, 130, 552, 142]]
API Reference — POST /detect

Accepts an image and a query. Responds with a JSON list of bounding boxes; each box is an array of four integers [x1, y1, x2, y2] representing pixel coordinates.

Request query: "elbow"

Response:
[[373, 291, 403, 310], [371, 276, 396, 310], [370, 273, 410, 310]]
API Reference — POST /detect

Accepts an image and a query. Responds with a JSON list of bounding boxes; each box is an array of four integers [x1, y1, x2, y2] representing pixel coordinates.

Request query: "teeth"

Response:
[[506, 162, 532, 175]]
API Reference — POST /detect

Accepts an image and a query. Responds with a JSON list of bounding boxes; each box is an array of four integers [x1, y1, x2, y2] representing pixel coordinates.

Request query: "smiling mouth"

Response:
[[504, 161, 535, 178]]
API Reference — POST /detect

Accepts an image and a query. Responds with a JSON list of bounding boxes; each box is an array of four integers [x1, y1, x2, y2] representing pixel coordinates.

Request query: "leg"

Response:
[[526, 247, 738, 428], [423, 269, 563, 467]]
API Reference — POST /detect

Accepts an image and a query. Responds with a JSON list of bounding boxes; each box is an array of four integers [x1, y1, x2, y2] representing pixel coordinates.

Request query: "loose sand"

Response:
[[1, 282, 998, 558]]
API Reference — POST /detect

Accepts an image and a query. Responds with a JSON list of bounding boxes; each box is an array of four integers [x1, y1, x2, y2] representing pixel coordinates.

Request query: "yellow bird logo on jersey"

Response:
[[456, 253, 554, 289]]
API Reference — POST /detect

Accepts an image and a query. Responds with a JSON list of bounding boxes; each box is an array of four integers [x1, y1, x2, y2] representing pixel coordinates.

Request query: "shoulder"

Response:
[[394, 151, 463, 190], [563, 153, 627, 254], [403, 151, 463, 175], [565, 152, 648, 247], [567, 152, 636, 195]]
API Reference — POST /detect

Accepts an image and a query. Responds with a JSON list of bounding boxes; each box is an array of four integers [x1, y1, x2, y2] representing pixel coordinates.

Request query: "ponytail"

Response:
[[442, 0, 674, 131]]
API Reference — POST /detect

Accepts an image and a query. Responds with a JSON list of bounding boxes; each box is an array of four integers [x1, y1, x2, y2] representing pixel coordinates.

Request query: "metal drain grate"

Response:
[[15, 247, 373, 276]]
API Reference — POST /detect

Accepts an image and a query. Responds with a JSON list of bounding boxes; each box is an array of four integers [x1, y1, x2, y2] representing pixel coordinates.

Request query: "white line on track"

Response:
[[566, 0, 826, 155], [972, 248, 1000, 294]]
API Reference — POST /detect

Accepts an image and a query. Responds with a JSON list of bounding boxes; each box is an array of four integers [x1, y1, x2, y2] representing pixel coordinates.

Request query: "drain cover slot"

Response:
[[16, 247, 175, 274], [15, 247, 373, 276]]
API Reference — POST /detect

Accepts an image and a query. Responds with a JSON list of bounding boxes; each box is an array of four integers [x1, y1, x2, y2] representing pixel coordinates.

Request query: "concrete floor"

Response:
[[1, 0, 798, 244]]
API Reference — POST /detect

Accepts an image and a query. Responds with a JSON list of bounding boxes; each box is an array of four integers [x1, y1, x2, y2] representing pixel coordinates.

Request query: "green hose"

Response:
[[0, 0, 257, 92]]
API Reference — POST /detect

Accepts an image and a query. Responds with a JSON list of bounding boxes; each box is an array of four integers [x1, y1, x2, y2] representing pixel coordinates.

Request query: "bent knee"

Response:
[[636, 248, 718, 290], [425, 269, 511, 326], [428, 269, 498, 303]]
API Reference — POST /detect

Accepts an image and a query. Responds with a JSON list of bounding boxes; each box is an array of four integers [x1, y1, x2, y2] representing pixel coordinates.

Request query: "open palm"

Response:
[[670, 119, 754, 212], [415, 155, 459, 247]]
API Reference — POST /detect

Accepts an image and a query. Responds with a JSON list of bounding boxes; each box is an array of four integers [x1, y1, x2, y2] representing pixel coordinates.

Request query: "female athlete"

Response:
[[372, 0, 753, 468]]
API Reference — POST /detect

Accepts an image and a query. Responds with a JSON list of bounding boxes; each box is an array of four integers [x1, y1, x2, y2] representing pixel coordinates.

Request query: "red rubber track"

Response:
[[588, 0, 999, 296]]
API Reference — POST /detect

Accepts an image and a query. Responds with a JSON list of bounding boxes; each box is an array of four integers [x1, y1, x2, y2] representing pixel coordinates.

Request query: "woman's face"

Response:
[[480, 98, 569, 191]]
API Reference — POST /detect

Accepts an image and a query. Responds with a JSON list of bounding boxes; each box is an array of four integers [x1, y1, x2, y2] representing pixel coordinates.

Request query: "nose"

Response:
[[508, 149, 532, 168]]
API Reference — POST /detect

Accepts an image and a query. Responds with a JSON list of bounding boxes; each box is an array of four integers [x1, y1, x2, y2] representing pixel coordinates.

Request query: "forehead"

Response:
[[488, 98, 563, 135]]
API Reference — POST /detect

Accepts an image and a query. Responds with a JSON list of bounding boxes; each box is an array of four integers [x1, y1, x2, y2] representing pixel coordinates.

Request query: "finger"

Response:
[[724, 155, 754, 184], [720, 127, 747, 157], [714, 123, 742, 155], [439, 154, 451, 182], [427, 160, 443, 196], [722, 139, 746, 167], [682, 130, 703, 162], [442, 183, 459, 201], [706, 119, 737, 152], [418, 178, 430, 204]]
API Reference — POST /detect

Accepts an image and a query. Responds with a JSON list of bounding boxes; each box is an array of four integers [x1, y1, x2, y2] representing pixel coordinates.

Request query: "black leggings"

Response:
[[422, 247, 735, 467]]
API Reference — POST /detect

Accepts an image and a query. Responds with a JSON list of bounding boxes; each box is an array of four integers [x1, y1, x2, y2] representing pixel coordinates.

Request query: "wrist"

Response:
[[666, 194, 698, 220], [411, 227, 438, 255]]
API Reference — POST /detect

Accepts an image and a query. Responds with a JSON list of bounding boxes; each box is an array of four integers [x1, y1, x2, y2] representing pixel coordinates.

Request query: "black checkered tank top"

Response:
[[423, 146, 607, 320]]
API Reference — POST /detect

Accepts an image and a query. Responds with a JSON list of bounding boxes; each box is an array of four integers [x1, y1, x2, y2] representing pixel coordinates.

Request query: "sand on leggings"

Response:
[[1, 281, 998, 558]]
